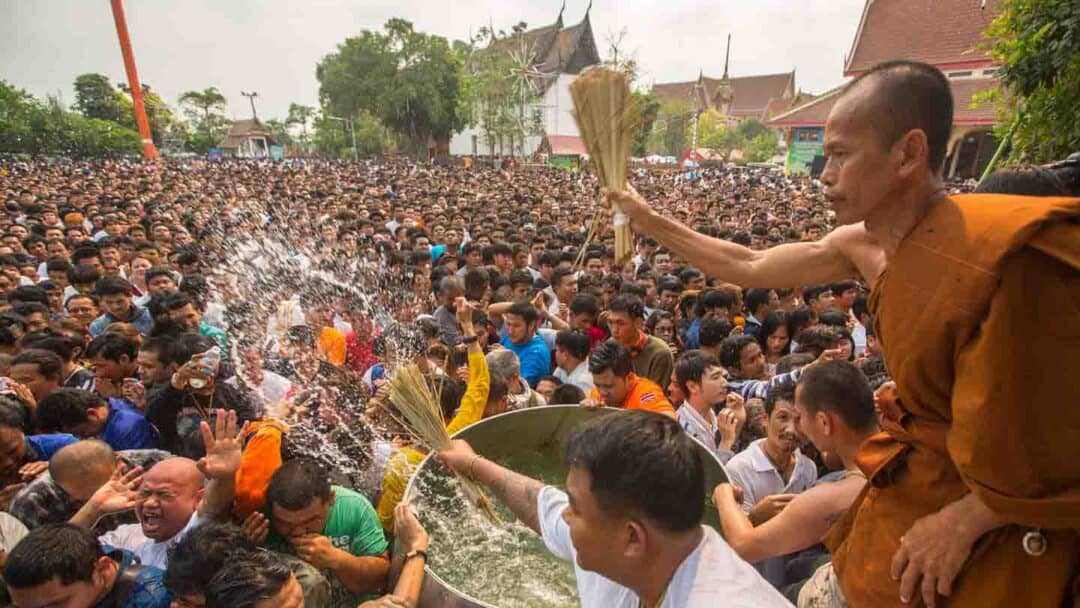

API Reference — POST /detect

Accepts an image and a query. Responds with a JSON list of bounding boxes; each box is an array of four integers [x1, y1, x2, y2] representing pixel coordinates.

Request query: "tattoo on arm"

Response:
[[490, 468, 544, 534]]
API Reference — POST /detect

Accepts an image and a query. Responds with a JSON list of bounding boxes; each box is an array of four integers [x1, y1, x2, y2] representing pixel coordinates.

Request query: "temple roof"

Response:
[[844, 0, 999, 75]]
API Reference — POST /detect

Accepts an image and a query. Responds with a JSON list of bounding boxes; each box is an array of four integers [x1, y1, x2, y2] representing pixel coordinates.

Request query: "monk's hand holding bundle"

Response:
[[570, 67, 644, 265]]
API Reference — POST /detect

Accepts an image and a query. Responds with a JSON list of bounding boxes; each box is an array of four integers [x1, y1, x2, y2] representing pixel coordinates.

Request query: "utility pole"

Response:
[[241, 91, 259, 120], [109, 0, 158, 160]]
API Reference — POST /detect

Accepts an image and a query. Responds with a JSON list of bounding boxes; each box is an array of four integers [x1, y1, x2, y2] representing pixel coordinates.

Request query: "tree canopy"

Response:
[[317, 18, 464, 153], [984, 0, 1080, 162]]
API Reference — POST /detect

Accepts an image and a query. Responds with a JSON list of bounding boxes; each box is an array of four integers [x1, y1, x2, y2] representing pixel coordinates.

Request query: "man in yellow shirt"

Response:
[[375, 299, 490, 531]]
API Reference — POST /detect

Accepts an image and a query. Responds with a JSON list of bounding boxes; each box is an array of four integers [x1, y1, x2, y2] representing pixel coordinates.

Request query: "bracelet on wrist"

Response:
[[467, 454, 484, 478], [461, 335, 479, 345]]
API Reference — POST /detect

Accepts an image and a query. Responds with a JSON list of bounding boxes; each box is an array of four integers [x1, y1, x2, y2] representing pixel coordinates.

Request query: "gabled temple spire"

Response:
[[723, 34, 731, 79], [556, 0, 565, 28]]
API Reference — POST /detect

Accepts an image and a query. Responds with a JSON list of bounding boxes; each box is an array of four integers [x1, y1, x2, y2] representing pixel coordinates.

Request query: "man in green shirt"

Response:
[[163, 292, 229, 351], [263, 458, 390, 606]]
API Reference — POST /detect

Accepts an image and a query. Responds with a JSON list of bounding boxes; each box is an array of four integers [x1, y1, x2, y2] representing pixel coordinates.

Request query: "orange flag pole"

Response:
[[110, 0, 159, 160]]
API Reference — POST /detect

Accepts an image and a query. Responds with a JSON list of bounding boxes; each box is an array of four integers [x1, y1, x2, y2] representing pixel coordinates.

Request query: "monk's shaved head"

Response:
[[50, 439, 117, 501], [843, 60, 954, 172]]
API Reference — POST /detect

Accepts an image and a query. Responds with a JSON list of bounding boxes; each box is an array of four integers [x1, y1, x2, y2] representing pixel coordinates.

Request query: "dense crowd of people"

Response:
[[0, 61, 1074, 608]]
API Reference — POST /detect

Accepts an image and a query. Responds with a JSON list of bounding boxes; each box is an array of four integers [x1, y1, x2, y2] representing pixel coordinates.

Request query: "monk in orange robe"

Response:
[[606, 60, 1079, 607]]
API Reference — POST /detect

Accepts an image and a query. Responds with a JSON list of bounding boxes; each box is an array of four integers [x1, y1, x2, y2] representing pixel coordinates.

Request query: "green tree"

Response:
[[117, 83, 179, 148], [317, 19, 464, 155], [743, 131, 780, 163], [179, 87, 229, 153], [983, 0, 1080, 163], [737, 119, 770, 141], [73, 73, 132, 125], [264, 119, 294, 147], [0, 81, 139, 157], [286, 103, 316, 148], [647, 100, 692, 156], [312, 109, 393, 158], [631, 90, 661, 157]]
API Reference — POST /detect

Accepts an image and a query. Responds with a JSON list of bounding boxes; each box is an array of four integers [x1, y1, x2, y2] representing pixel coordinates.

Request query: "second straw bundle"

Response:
[[570, 67, 643, 265]]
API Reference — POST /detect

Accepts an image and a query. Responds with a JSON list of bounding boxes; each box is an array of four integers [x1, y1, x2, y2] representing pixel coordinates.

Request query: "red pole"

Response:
[[110, 0, 159, 160]]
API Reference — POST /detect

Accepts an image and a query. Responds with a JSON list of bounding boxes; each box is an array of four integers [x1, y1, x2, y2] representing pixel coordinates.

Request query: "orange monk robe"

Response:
[[317, 326, 347, 367], [826, 194, 1080, 607]]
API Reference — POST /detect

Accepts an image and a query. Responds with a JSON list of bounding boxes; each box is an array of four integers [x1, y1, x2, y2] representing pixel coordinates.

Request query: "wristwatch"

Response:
[[404, 548, 428, 562]]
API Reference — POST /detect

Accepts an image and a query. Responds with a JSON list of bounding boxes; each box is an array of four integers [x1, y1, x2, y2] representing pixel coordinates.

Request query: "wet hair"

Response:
[[976, 165, 1070, 196], [699, 316, 733, 349], [205, 548, 294, 608], [505, 300, 539, 325], [266, 457, 332, 511], [564, 410, 704, 531], [36, 388, 107, 433], [744, 288, 773, 316], [67, 264, 100, 286], [719, 334, 757, 370], [555, 330, 590, 361], [7, 285, 48, 305], [94, 276, 133, 297], [550, 383, 584, 404], [764, 380, 797, 416], [569, 293, 599, 317], [694, 289, 734, 317], [85, 332, 138, 362], [3, 524, 103, 589], [757, 311, 790, 356], [166, 522, 257, 597], [608, 294, 645, 319], [818, 310, 848, 328], [674, 350, 723, 394], [846, 60, 953, 172], [797, 360, 877, 431], [588, 340, 632, 377], [11, 348, 63, 378]]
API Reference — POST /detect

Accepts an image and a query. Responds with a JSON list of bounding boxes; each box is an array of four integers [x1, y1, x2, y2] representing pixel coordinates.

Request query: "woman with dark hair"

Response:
[[645, 310, 678, 349], [836, 328, 856, 361], [756, 311, 790, 376]]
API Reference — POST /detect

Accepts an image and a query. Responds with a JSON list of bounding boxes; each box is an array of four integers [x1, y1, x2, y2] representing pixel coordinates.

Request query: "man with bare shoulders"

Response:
[[607, 61, 1079, 607], [713, 361, 878, 601]]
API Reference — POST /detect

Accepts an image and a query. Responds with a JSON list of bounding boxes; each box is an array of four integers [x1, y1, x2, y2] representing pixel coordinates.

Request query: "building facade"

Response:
[[769, 0, 1000, 178], [449, 7, 601, 158]]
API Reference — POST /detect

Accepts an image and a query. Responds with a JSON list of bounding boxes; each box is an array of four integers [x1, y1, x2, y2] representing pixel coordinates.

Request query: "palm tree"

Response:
[[178, 87, 227, 124]]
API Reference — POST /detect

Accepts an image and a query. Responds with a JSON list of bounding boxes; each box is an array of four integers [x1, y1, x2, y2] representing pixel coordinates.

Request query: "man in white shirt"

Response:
[[553, 329, 594, 394], [439, 410, 791, 607], [724, 383, 818, 586], [673, 351, 746, 464], [69, 408, 244, 569]]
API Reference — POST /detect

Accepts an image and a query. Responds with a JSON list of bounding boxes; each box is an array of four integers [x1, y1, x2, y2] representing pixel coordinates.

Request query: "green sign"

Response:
[[786, 128, 823, 175]]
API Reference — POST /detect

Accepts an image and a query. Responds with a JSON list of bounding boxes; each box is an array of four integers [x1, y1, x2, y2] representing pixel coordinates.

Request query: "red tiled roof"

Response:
[[766, 86, 845, 128], [545, 134, 588, 156], [767, 77, 1000, 128], [845, 0, 999, 75], [707, 72, 795, 116]]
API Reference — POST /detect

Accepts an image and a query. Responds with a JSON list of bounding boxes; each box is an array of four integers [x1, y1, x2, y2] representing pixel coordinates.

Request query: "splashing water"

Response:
[[411, 449, 580, 608]]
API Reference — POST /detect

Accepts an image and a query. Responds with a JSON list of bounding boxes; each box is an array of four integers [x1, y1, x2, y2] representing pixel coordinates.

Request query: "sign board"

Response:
[[270, 145, 285, 161], [785, 127, 824, 175]]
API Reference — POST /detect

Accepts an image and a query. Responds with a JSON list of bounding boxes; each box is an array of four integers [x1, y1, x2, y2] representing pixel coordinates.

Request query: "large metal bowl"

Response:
[[389, 405, 730, 608]]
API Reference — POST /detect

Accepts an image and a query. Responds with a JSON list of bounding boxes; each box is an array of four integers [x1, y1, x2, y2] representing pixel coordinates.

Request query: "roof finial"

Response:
[[556, 0, 565, 27], [723, 34, 731, 79], [586, 0, 593, 16]]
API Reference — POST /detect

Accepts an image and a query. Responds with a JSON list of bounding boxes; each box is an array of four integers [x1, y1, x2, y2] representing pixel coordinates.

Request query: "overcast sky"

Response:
[[2, 0, 865, 121]]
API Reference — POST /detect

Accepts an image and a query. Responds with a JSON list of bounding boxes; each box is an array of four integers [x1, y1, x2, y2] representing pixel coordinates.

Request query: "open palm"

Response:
[[91, 466, 143, 514], [197, 409, 245, 480]]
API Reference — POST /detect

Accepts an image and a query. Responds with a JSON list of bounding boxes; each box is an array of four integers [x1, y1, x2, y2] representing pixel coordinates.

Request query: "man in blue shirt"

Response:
[[36, 388, 159, 451], [88, 276, 154, 337], [0, 396, 77, 487], [4, 523, 172, 608], [490, 300, 550, 387]]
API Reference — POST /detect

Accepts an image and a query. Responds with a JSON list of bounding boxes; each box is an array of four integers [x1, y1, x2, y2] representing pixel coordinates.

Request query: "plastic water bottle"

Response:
[[188, 346, 221, 389]]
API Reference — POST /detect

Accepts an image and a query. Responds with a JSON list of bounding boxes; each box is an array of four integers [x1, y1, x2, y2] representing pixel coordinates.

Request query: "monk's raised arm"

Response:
[[606, 188, 862, 288]]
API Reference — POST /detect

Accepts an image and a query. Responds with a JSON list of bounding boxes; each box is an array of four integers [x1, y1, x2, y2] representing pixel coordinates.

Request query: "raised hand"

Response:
[[196, 409, 245, 481], [241, 511, 270, 545], [393, 502, 429, 553], [121, 378, 147, 410], [89, 465, 144, 515], [18, 461, 48, 481], [716, 408, 739, 451], [748, 493, 796, 525]]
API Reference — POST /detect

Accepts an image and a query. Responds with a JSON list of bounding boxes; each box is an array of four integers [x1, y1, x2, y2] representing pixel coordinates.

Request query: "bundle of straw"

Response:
[[388, 363, 499, 522], [570, 67, 643, 265]]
